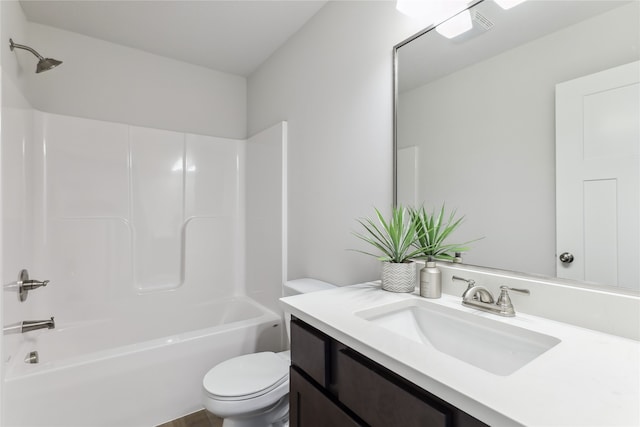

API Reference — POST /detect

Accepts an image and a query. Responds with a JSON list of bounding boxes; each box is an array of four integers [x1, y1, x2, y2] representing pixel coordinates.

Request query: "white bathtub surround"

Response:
[[4, 297, 281, 426], [1, 102, 36, 362], [281, 283, 640, 426], [32, 111, 244, 309], [24, 112, 288, 318], [245, 122, 288, 314]]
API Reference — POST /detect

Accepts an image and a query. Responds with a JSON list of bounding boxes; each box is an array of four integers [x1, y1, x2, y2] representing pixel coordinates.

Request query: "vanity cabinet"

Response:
[[290, 317, 487, 427]]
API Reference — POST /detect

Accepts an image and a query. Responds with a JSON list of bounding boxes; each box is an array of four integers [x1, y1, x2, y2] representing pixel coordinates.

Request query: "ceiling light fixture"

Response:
[[493, 0, 527, 10], [436, 10, 473, 39]]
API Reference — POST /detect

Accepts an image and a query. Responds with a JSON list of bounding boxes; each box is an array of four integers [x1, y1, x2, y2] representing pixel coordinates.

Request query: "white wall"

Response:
[[1, 1, 29, 103], [248, 1, 422, 286], [23, 22, 247, 139], [398, 3, 639, 277]]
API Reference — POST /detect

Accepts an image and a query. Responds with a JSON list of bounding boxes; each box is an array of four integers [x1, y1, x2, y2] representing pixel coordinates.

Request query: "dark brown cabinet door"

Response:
[[290, 318, 330, 388], [337, 349, 449, 427], [290, 367, 362, 427]]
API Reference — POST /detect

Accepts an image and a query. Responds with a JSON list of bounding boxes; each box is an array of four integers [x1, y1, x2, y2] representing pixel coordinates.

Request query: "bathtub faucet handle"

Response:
[[22, 279, 49, 290], [17, 269, 50, 302]]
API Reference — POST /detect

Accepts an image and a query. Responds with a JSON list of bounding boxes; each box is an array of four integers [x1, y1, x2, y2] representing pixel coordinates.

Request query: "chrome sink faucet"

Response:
[[452, 276, 494, 303], [452, 276, 529, 317]]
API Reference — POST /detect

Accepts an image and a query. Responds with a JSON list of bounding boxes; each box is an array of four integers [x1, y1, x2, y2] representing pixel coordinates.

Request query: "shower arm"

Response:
[[9, 39, 45, 60]]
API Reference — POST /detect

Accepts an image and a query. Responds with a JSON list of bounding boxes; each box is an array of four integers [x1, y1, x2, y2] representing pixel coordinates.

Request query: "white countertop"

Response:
[[280, 282, 640, 427]]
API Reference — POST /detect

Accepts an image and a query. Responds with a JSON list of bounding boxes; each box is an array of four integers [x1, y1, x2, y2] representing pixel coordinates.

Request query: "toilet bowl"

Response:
[[202, 278, 335, 427]]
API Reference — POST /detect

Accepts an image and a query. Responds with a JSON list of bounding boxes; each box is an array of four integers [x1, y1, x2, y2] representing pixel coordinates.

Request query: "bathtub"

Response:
[[3, 296, 283, 426]]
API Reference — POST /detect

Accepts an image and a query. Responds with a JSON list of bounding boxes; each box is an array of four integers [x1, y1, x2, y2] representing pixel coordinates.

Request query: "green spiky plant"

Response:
[[409, 204, 475, 261], [352, 205, 425, 263]]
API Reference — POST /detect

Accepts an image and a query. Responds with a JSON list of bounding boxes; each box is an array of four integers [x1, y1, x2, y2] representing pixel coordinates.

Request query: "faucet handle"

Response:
[[452, 275, 475, 288], [452, 276, 476, 299], [21, 279, 49, 290], [17, 269, 50, 302], [496, 286, 530, 317], [500, 285, 530, 295]]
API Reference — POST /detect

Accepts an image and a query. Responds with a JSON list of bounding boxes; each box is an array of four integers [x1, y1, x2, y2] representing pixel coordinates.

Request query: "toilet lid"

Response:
[[203, 352, 289, 399]]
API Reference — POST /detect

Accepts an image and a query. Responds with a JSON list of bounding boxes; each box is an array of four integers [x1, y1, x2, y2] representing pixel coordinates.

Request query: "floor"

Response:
[[156, 410, 223, 427]]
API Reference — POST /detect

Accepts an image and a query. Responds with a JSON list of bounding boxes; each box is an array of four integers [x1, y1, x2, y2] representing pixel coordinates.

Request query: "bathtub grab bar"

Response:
[[3, 317, 55, 334]]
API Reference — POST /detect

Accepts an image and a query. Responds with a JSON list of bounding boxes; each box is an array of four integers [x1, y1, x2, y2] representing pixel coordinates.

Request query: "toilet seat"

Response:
[[203, 352, 289, 401], [202, 352, 290, 419]]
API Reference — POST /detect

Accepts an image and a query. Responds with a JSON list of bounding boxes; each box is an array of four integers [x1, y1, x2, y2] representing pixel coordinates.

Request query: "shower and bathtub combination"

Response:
[[2, 66, 288, 425]]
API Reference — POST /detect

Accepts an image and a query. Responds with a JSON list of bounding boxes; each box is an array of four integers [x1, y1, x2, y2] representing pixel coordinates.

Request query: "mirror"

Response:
[[394, 0, 639, 292]]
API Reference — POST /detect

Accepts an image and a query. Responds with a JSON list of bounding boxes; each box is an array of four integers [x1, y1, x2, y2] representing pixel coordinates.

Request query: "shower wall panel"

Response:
[[1, 103, 36, 357], [32, 112, 243, 320], [184, 134, 243, 299], [130, 126, 184, 291], [245, 122, 287, 314]]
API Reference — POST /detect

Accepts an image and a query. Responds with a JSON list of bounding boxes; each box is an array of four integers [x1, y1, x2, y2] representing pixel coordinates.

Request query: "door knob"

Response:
[[559, 252, 574, 263]]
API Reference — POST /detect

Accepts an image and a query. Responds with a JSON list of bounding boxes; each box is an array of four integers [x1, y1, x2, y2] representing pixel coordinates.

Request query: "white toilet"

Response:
[[202, 278, 335, 427]]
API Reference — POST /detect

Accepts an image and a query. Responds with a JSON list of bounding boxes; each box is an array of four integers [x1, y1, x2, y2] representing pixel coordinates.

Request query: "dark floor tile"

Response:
[[156, 409, 222, 427]]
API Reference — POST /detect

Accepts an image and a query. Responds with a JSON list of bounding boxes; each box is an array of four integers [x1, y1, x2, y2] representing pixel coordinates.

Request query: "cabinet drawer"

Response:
[[337, 349, 449, 427], [290, 318, 330, 387], [290, 367, 362, 427]]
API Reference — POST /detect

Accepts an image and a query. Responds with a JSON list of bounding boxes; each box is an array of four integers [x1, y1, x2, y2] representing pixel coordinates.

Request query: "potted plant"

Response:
[[352, 205, 424, 292]]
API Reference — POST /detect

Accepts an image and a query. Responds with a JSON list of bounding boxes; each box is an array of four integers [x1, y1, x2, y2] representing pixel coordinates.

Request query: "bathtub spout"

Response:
[[3, 317, 55, 334], [21, 317, 55, 333]]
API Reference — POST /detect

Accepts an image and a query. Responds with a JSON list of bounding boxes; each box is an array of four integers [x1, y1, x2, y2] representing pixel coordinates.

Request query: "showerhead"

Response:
[[36, 57, 63, 73], [9, 38, 63, 73]]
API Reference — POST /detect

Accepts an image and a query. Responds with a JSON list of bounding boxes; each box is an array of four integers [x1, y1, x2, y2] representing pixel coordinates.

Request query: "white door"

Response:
[[556, 61, 639, 290]]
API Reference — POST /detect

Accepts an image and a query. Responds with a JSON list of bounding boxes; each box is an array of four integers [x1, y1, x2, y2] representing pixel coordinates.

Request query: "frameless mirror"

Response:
[[394, 0, 639, 292]]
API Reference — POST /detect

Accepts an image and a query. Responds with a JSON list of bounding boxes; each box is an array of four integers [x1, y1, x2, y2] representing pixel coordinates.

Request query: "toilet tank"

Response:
[[283, 278, 336, 297], [282, 278, 335, 345]]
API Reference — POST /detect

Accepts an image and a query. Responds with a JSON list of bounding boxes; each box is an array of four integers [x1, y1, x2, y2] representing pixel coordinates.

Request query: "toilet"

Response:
[[202, 278, 335, 427]]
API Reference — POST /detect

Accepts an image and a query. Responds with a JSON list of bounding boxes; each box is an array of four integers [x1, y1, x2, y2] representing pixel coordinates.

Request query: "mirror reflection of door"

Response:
[[556, 61, 640, 290]]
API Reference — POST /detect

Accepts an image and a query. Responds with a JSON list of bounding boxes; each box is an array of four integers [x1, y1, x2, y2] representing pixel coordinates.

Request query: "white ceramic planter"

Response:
[[381, 261, 416, 293]]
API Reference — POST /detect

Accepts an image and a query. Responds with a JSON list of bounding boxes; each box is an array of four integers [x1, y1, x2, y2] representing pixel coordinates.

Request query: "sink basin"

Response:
[[356, 299, 561, 376]]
